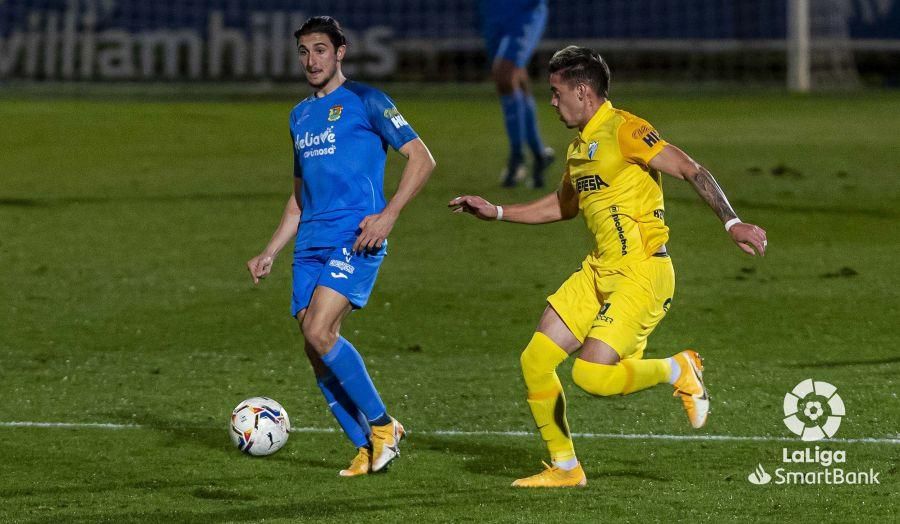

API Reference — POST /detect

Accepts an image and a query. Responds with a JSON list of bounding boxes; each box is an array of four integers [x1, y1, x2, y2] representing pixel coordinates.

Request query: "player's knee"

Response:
[[572, 359, 620, 397], [300, 318, 338, 354], [492, 64, 516, 94], [520, 335, 562, 377], [520, 344, 544, 377], [513, 69, 530, 93]]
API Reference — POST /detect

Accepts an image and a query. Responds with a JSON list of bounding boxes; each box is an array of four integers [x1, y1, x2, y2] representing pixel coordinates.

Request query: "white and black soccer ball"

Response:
[[229, 397, 291, 456]]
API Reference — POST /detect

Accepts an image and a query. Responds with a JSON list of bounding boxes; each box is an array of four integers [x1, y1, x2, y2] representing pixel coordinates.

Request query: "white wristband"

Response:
[[495, 205, 504, 221], [724, 217, 742, 232]]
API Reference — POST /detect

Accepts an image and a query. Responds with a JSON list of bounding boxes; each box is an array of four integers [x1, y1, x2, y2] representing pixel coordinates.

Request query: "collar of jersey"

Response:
[[578, 100, 614, 142], [312, 83, 346, 102]]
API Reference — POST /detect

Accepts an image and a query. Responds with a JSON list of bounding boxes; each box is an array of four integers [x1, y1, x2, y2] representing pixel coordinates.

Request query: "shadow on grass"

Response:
[[790, 356, 900, 368], [128, 412, 232, 454], [411, 433, 671, 483], [25, 485, 523, 524], [1, 476, 265, 501], [411, 433, 538, 479]]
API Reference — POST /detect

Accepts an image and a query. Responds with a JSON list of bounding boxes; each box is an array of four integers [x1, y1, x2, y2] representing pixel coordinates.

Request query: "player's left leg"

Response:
[[571, 338, 673, 396], [572, 341, 708, 429], [515, 71, 554, 188], [492, 58, 527, 187], [570, 256, 709, 428]]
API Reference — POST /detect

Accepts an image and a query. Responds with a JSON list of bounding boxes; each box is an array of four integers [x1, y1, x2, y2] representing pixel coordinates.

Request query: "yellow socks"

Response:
[[520, 332, 575, 463], [572, 358, 670, 396], [520, 332, 677, 461]]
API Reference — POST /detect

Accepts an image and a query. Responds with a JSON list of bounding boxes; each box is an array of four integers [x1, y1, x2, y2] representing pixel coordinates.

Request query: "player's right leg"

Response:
[[302, 286, 403, 473], [297, 329, 372, 476], [513, 306, 587, 488], [304, 242, 405, 473]]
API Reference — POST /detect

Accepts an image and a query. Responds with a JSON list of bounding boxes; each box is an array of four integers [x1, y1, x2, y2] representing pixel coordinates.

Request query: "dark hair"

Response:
[[293, 16, 347, 49], [548, 46, 610, 98]]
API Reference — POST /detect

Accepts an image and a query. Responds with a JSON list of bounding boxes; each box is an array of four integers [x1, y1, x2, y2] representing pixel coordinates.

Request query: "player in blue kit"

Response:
[[480, 0, 554, 187], [247, 16, 435, 477]]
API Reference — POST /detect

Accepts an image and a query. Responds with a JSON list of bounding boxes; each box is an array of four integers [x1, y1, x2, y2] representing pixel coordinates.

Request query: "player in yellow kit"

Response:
[[449, 46, 768, 488]]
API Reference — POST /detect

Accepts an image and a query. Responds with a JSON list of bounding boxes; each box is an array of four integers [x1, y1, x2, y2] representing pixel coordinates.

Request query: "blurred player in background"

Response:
[[450, 46, 767, 488], [479, 0, 555, 188], [247, 16, 435, 477]]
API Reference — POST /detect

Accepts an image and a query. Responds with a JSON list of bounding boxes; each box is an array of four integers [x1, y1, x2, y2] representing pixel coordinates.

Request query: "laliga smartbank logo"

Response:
[[746, 379, 881, 486], [783, 378, 844, 441]]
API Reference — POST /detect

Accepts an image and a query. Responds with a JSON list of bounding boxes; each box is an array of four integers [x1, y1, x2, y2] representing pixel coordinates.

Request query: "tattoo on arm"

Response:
[[687, 167, 738, 223]]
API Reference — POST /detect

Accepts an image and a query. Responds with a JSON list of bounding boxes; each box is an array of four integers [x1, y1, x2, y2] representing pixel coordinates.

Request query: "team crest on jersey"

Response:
[[587, 141, 598, 159], [328, 105, 343, 122]]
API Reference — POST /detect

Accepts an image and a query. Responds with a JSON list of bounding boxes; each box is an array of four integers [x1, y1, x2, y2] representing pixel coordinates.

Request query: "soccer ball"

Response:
[[229, 397, 291, 456]]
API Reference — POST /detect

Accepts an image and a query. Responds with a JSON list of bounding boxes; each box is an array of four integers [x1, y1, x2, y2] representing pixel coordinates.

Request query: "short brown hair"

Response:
[[294, 16, 347, 49], [548, 46, 611, 98]]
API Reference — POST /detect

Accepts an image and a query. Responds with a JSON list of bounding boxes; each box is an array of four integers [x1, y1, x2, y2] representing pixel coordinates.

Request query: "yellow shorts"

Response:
[[547, 254, 675, 359]]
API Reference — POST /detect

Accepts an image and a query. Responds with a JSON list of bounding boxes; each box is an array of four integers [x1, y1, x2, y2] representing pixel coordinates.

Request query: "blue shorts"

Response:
[[290, 243, 387, 317], [483, 3, 548, 68]]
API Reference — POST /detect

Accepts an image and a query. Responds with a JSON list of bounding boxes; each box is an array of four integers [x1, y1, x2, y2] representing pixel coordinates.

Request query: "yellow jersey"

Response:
[[564, 100, 669, 269]]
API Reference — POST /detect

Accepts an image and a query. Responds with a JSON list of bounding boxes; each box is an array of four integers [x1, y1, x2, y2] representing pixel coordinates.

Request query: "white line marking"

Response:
[[431, 429, 900, 445], [0, 421, 141, 429], [1, 421, 898, 445]]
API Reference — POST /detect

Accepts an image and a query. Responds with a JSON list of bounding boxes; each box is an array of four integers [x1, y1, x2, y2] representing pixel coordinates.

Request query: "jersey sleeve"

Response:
[[617, 116, 668, 166], [363, 89, 419, 151]]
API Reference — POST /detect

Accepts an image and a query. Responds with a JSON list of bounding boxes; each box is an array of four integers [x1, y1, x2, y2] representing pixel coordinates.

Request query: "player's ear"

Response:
[[576, 83, 586, 101], [336, 45, 346, 62]]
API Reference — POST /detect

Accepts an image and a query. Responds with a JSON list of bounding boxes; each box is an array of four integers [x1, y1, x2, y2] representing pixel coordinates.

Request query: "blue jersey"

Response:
[[289, 82, 418, 250]]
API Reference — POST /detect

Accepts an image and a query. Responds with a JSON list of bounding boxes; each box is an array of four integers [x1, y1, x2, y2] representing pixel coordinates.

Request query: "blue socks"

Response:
[[316, 374, 370, 448], [500, 92, 525, 170], [501, 91, 546, 172], [522, 93, 545, 158], [320, 337, 391, 430]]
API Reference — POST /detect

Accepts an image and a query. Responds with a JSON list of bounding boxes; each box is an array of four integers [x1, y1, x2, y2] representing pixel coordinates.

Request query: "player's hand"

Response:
[[247, 253, 274, 284], [448, 195, 498, 221], [353, 211, 397, 254], [729, 222, 767, 256]]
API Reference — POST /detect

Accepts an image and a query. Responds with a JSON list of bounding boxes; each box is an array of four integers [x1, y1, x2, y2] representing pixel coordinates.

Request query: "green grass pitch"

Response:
[[0, 86, 897, 522]]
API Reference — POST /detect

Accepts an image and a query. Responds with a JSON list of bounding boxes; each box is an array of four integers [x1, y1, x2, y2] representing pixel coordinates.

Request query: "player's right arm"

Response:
[[247, 177, 302, 284], [448, 172, 578, 224]]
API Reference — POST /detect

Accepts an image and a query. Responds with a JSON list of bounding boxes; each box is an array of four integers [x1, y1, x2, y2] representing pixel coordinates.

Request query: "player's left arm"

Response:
[[353, 137, 436, 253], [353, 89, 436, 253], [648, 145, 767, 256]]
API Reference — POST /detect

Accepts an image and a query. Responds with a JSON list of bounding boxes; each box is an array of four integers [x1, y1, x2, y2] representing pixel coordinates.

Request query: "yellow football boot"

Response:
[[511, 462, 587, 488], [672, 350, 709, 429], [370, 418, 405, 472], [339, 447, 371, 477]]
